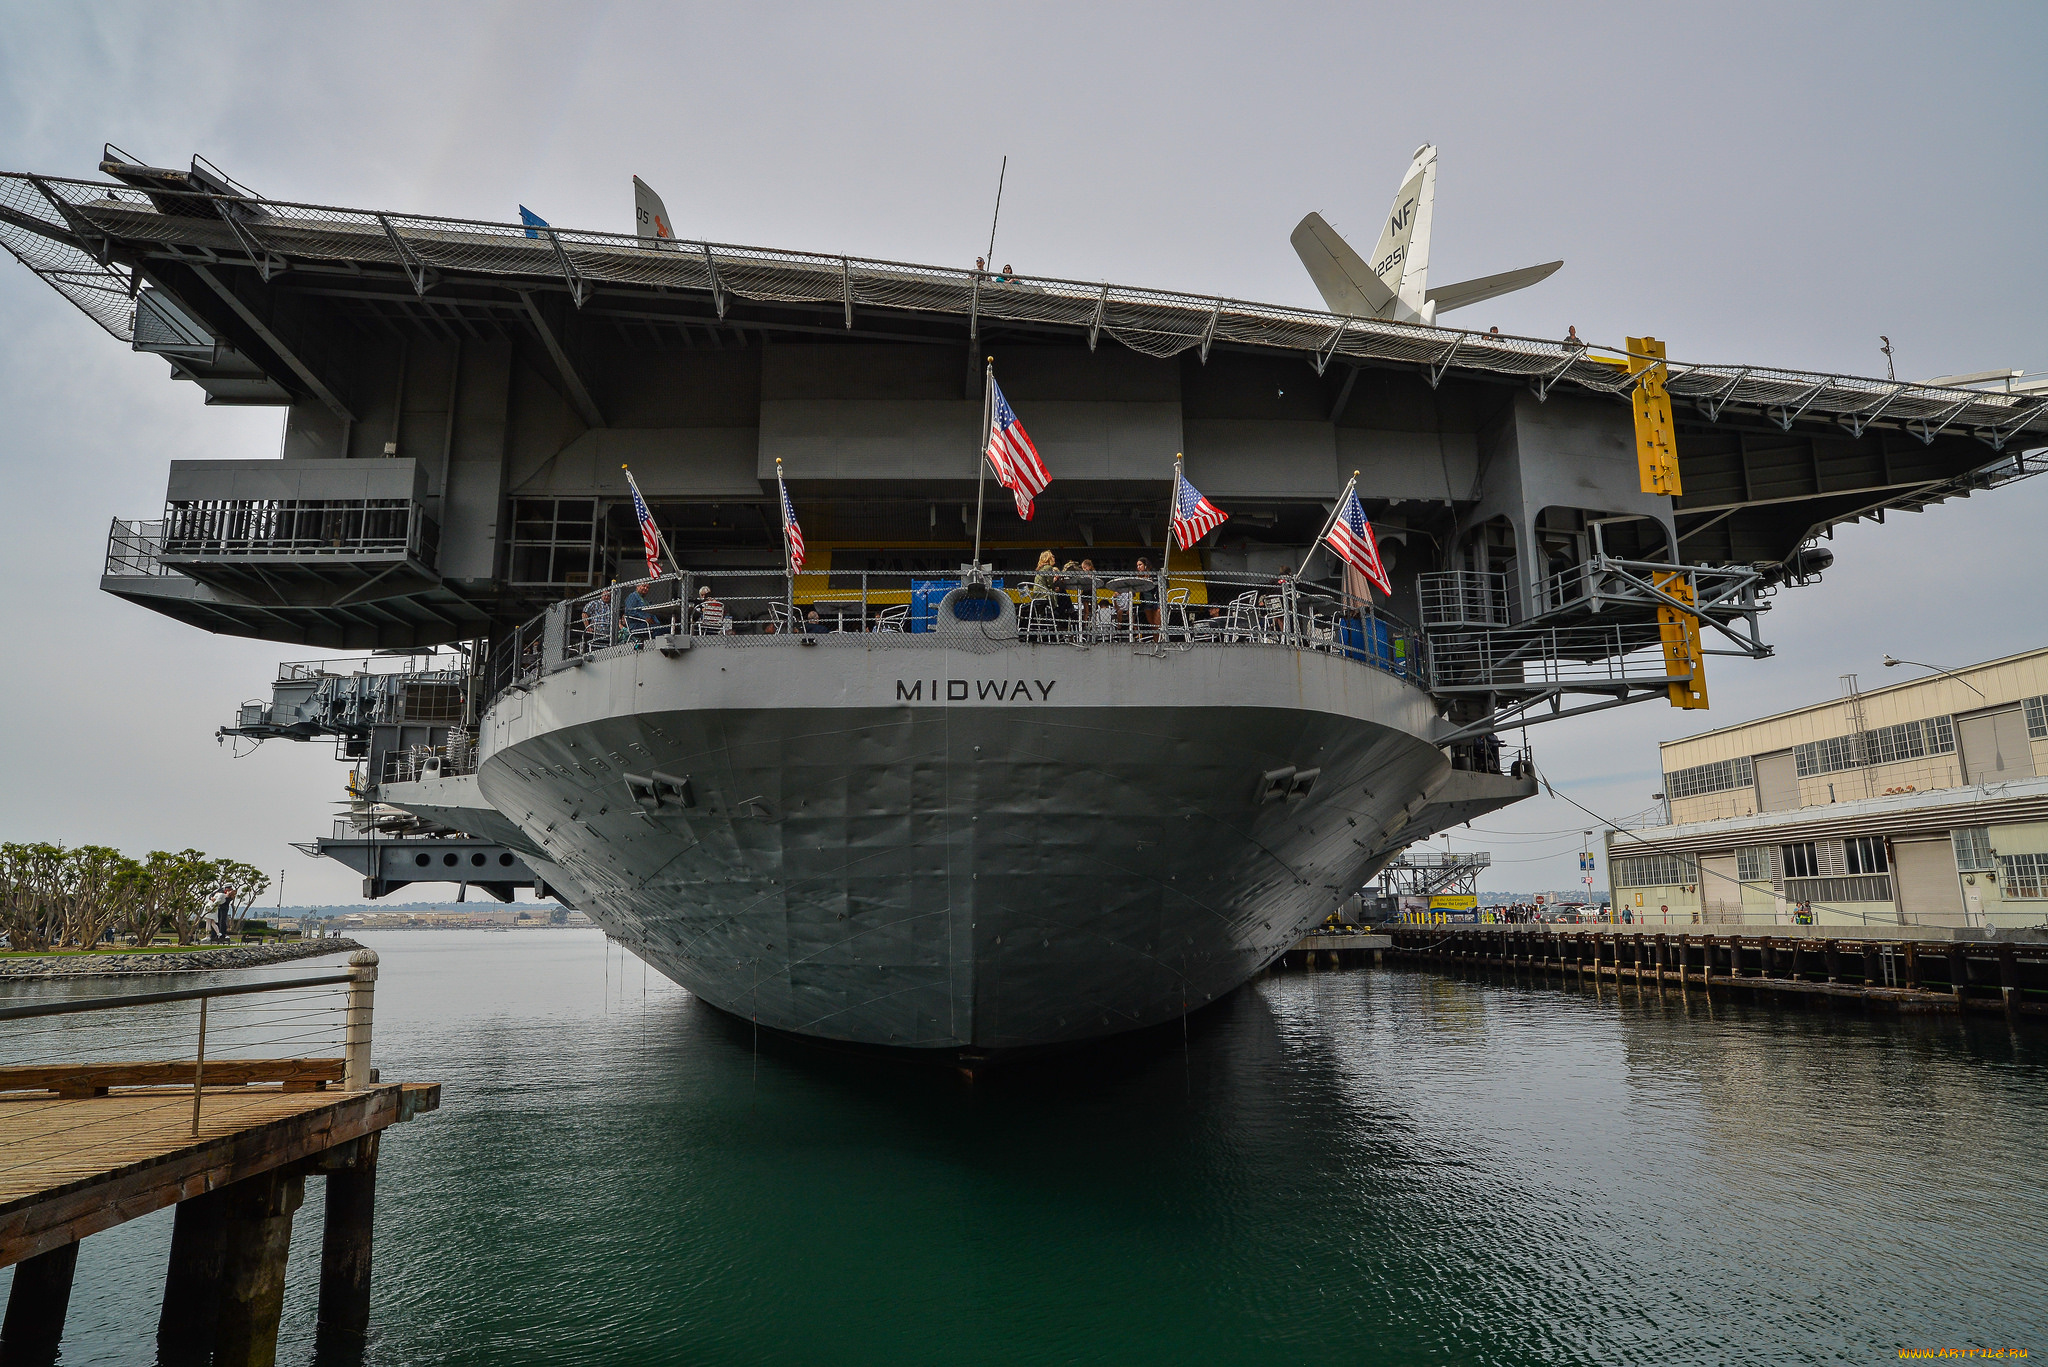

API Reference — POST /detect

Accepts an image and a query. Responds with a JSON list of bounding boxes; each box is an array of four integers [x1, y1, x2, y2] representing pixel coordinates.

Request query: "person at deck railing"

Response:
[[582, 589, 614, 644], [695, 584, 727, 635], [622, 585, 653, 639], [1133, 557, 1161, 638], [805, 609, 830, 635]]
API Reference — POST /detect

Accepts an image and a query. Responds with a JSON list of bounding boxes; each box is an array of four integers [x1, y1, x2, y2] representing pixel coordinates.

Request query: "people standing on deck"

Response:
[[582, 588, 614, 645], [622, 584, 652, 640], [1133, 557, 1161, 639]]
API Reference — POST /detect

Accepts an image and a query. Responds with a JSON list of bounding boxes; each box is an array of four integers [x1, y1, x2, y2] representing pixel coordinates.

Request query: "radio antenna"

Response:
[[985, 156, 1008, 265]]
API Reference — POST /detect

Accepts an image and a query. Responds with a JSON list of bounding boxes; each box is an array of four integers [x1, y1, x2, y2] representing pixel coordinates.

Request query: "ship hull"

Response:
[[474, 638, 1530, 1048]]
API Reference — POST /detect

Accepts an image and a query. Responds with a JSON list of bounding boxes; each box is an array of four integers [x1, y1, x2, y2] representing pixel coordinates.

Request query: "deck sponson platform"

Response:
[[0, 1082, 439, 1267]]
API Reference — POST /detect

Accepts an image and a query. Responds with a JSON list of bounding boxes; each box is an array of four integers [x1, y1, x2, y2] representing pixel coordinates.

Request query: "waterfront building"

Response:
[[1606, 648, 2048, 927]]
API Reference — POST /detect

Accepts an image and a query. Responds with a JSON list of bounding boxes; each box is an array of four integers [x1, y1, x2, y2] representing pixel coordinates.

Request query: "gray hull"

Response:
[[473, 638, 1530, 1048]]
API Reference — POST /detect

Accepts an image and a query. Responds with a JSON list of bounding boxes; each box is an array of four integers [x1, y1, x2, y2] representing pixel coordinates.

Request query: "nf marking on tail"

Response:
[[1292, 143, 1560, 327]]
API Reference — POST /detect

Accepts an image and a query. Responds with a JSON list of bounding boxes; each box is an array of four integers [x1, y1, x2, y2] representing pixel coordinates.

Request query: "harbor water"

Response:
[[6, 929, 2044, 1365]]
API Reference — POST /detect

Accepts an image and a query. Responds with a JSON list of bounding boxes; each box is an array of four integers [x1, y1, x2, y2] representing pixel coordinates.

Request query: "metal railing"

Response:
[[104, 518, 175, 577], [0, 952, 376, 1134], [381, 733, 477, 784], [1417, 571, 1511, 628], [1426, 621, 1679, 695], [161, 497, 438, 567], [482, 567, 1426, 710], [6, 170, 2046, 449]]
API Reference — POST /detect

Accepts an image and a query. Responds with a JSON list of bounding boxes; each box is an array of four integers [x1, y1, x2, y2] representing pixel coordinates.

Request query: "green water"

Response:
[[7, 930, 2045, 1365]]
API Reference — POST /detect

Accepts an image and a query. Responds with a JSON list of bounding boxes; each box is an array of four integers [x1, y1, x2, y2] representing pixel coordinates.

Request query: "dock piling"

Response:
[[1, 1239, 80, 1363], [317, 1134, 381, 1340], [158, 1187, 231, 1359], [343, 950, 378, 1091], [211, 1169, 306, 1367]]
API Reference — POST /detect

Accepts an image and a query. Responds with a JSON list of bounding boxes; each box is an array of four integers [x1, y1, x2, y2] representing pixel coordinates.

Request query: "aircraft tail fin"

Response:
[[633, 175, 676, 242], [1372, 144, 1435, 319], [1290, 211, 1397, 318], [1425, 260, 1564, 315]]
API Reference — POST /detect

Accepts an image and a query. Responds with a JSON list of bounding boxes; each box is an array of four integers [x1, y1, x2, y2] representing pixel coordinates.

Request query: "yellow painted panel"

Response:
[[1654, 570, 1708, 709], [1626, 335, 1682, 497]]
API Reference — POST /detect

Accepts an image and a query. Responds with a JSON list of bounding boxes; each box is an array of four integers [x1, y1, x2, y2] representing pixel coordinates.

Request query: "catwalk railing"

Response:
[[161, 497, 438, 568], [103, 518, 174, 578], [6, 171, 2047, 449]]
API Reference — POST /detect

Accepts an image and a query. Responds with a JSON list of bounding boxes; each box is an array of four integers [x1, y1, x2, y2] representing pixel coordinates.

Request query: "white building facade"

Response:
[[1605, 648, 2048, 928]]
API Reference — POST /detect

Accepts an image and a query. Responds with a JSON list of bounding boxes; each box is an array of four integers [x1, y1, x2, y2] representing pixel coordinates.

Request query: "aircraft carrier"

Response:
[[5, 149, 2042, 1049]]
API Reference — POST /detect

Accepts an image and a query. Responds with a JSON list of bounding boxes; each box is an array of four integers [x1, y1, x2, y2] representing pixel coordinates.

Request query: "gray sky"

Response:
[[2, 0, 2044, 904]]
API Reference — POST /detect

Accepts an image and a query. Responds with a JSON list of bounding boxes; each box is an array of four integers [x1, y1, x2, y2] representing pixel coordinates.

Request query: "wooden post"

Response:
[[1702, 936, 1716, 989], [1, 1239, 80, 1360], [1997, 944, 2020, 1023], [1904, 941, 1921, 990], [1863, 944, 1881, 989], [210, 1168, 305, 1367], [1949, 946, 1969, 1003], [159, 1187, 232, 1357], [317, 1133, 381, 1340], [344, 949, 379, 1091], [1823, 939, 1841, 984]]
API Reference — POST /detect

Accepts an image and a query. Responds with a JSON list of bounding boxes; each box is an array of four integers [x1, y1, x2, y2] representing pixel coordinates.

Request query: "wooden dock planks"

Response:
[[0, 1082, 439, 1267]]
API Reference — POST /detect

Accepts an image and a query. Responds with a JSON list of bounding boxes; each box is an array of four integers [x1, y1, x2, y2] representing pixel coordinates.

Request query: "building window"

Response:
[[1793, 717, 1956, 777], [2026, 695, 2048, 740], [1665, 756, 1756, 800], [508, 499, 598, 587], [1736, 846, 1771, 881], [1844, 835, 1888, 875], [1998, 853, 2048, 899], [1784, 875, 1893, 905], [1952, 826, 1995, 872], [1781, 841, 1819, 879], [1612, 853, 1697, 888]]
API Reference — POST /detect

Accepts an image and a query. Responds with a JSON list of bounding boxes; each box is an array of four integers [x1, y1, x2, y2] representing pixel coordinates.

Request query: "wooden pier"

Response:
[[1382, 925, 2046, 1019], [0, 949, 439, 1366]]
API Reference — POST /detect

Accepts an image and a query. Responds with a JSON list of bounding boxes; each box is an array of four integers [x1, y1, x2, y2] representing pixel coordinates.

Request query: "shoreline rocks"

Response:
[[0, 938, 369, 979]]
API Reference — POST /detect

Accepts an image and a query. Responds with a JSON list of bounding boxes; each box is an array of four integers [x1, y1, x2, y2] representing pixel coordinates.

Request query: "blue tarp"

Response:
[[910, 579, 1004, 632]]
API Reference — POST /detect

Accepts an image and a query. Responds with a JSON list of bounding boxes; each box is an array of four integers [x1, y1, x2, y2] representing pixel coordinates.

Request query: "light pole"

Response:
[[1881, 654, 1986, 699]]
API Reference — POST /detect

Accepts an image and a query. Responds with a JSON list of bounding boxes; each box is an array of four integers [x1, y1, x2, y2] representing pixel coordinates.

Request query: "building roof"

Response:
[[1659, 645, 2048, 759]]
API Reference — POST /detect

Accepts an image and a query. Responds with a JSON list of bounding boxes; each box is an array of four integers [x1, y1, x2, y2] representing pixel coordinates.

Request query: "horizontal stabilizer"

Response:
[[1425, 260, 1562, 315], [1291, 212, 1397, 319]]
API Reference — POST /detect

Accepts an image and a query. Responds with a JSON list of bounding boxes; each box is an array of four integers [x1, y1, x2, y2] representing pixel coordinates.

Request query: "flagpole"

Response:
[[621, 464, 682, 579], [775, 457, 794, 620], [1296, 470, 1359, 578], [971, 357, 993, 575], [1161, 453, 1181, 583]]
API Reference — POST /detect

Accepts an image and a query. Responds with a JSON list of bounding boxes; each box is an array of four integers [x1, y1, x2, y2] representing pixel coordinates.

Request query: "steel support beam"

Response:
[[518, 290, 605, 428], [186, 263, 356, 422]]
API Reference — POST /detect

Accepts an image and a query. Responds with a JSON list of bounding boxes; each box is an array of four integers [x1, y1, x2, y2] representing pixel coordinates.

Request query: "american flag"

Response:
[[780, 481, 806, 571], [1324, 487, 1392, 595], [625, 467, 663, 577], [985, 377, 1051, 520], [1170, 469, 1228, 550]]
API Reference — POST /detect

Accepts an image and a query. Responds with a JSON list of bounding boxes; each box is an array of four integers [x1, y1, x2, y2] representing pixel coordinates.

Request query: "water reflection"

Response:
[[2, 933, 2041, 1366]]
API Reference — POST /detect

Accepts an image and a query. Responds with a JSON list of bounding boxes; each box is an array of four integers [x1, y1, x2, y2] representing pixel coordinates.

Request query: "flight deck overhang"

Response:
[[5, 167, 2045, 454]]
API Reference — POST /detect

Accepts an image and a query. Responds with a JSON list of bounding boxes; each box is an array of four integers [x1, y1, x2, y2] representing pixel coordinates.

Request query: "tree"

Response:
[[136, 850, 214, 946], [0, 844, 69, 952], [59, 846, 137, 949]]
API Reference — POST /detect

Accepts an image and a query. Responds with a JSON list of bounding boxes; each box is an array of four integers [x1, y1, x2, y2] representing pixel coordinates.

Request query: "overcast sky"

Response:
[[2, 1, 2043, 906]]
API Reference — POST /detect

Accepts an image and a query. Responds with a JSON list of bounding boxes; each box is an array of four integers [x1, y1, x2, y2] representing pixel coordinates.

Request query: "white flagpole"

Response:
[[972, 357, 994, 574], [621, 464, 681, 579], [775, 457, 795, 619], [1296, 470, 1360, 578], [1162, 453, 1181, 582]]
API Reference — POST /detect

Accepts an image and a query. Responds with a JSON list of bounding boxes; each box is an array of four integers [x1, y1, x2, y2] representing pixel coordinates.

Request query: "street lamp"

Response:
[[1881, 655, 1986, 699]]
